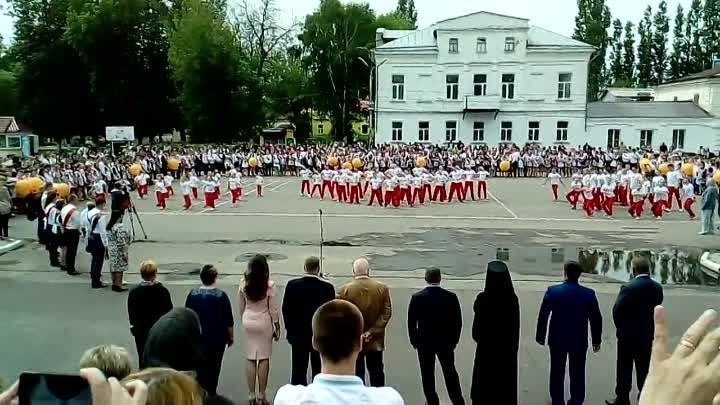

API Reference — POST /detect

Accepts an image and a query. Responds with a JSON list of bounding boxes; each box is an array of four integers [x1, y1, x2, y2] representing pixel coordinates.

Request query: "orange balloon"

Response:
[[167, 158, 180, 171], [352, 158, 363, 169], [248, 157, 258, 168], [53, 183, 70, 198], [416, 156, 427, 167], [714, 170, 720, 184], [681, 163, 695, 177], [28, 177, 44, 194], [327, 157, 339, 167], [129, 163, 142, 177], [15, 179, 31, 198], [658, 163, 669, 175], [342, 162, 353, 170], [499, 161, 511, 172]]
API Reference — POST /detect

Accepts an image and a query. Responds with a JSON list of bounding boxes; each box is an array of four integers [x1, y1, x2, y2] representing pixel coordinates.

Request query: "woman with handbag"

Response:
[[238, 254, 280, 405]]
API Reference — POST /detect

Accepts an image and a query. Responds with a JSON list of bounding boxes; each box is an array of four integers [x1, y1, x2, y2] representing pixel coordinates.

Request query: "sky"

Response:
[[0, 0, 695, 44]]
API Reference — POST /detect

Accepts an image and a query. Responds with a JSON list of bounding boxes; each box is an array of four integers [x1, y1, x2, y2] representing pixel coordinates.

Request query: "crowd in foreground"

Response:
[[3, 254, 720, 405]]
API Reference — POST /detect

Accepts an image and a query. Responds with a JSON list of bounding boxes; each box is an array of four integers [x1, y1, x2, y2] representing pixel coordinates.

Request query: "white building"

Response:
[[655, 67, 720, 116], [372, 11, 594, 146]]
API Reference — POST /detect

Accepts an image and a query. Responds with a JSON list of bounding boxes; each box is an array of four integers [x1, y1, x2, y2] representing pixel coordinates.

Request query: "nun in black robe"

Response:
[[470, 260, 521, 405]]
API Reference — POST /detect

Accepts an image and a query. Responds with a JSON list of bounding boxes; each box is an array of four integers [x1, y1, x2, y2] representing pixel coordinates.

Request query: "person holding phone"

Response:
[[238, 255, 280, 405]]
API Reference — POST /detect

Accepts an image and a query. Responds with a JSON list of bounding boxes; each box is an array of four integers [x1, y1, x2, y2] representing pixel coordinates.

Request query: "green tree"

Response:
[[375, 13, 414, 30], [651, 0, 670, 85], [621, 21, 636, 84], [169, 0, 261, 142], [637, 6, 654, 87], [669, 4, 688, 80], [8, 0, 96, 140], [0, 70, 19, 116], [267, 54, 313, 143], [572, 0, 611, 100], [702, 0, 720, 68], [686, 0, 704, 73], [300, 0, 376, 142], [65, 0, 178, 139], [395, 0, 417, 28], [609, 18, 624, 85]]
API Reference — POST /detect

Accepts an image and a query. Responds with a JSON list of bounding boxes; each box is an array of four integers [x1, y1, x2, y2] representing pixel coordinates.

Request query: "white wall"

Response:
[[587, 118, 719, 151], [655, 80, 717, 114]]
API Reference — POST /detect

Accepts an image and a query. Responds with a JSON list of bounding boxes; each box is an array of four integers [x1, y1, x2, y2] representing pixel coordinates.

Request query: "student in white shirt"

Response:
[[203, 177, 217, 209], [652, 179, 669, 219], [229, 173, 241, 207], [153, 175, 167, 210], [274, 299, 404, 405], [180, 175, 192, 210], [255, 175, 264, 197], [300, 168, 313, 196], [43, 192, 61, 267], [60, 194, 81, 275], [189, 172, 200, 200], [543, 168, 564, 202], [476, 168, 490, 200], [134, 173, 150, 199], [681, 178, 697, 219], [310, 172, 323, 199], [665, 164, 683, 211], [163, 174, 175, 196], [93, 179, 108, 201]]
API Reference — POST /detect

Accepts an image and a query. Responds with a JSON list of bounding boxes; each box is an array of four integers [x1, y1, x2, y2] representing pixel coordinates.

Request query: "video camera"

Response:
[[110, 180, 132, 214]]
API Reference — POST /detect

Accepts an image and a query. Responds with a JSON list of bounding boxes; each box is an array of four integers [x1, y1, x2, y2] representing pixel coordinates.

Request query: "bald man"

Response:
[[337, 258, 392, 387]]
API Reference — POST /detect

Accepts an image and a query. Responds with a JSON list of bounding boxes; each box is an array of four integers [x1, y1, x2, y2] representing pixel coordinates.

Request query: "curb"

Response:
[[0, 239, 24, 255]]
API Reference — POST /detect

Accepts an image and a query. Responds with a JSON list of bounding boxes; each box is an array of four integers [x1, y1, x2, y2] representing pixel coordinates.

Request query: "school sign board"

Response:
[[105, 126, 135, 142]]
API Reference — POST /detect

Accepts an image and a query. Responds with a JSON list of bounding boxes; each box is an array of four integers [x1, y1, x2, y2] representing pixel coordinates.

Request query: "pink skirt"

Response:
[[242, 310, 274, 360]]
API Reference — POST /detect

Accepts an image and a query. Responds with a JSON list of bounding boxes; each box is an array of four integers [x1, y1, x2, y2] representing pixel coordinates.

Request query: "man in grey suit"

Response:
[[699, 178, 717, 235]]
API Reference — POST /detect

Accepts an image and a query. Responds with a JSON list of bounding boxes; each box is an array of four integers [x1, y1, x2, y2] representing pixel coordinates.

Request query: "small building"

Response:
[[260, 121, 295, 145], [655, 66, 720, 116], [599, 88, 655, 103], [586, 101, 718, 152]]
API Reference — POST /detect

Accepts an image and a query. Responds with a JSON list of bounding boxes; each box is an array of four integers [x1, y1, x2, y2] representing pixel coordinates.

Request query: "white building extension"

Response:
[[655, 67, 720, 116], [372, 11, 594, 146]]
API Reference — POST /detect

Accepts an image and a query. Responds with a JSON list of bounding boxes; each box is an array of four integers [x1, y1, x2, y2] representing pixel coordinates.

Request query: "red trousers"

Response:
[[667, 186, 682, 210], [256, 185, 262, 196], [183, 194, 192, 209], [349, 185, 360, 204], [566, 190, 579, 209], [603, 196, 615, 216], [651, 200, 666, 218], [629, 197, 645, 218], [204, 192, 215, 208], [167, 186, 174, 196], [400, 188, 413, 206], [230, 188, 241, 204], [477, 181, 487, 199], [137, 184, 148, 198], [448, 183, 464, 203], [422, 184, 432, 201], [384, 189, 400, 207], [368, 189, 383, 206], [684, 198, 696, 218], [413, 188, 425, 204], [463, 181, 475, 200], [191, 187, 198, 200], [551, 184, 559, 200], [433, 185, 447, 202], [322, 180, 334, 199], [311, 184, 322, 198], [617, 186, 627, 206], [336, 184, 347, 202], [582, 198, 594, 217], [155, 191, 167, 209], [592, 188, 602, 210], [301, 180, 310, 195]]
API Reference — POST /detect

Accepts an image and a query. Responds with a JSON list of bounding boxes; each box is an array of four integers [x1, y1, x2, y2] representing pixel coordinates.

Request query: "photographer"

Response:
[[110, 182, 131, 215]]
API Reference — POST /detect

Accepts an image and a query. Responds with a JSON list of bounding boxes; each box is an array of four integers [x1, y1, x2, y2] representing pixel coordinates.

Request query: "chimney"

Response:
[[375, 28, 386, 48]]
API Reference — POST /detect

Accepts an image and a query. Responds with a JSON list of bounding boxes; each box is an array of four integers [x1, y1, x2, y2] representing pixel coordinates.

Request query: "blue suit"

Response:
[[536, 280, 603, 405]]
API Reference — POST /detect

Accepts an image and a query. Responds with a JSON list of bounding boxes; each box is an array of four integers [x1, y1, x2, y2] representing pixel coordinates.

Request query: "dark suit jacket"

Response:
[[536, 280, 603, 352], [128, 282, 173, 337], [613, 274, 663, 342], [408, 285, 462, 351], [281, 275, 335, 347]]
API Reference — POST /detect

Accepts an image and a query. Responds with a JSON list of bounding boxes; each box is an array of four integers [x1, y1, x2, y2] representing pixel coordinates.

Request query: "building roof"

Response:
[[0, 117, 20, 133], [526, 26, 594, 48], [662, 67, 720, 85], [587, 101, 713, 119], [601, 87, 655, 97]]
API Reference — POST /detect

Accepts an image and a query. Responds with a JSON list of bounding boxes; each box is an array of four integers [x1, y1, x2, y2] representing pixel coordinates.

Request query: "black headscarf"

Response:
[[141, 308, 206, 381], [482, 260, 517, 299]]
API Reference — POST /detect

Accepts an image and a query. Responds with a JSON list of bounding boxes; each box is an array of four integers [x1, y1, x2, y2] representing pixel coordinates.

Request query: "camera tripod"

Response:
[[126, 203, 148, 240]]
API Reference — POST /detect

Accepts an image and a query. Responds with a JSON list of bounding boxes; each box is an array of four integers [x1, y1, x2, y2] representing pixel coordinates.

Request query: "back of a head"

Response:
[[312, 299, 364, 364], [244, 255, 269, 301], [79, 345, 132, 380], [122, 368, 202, 405], [304, 256, 320, 275], [140, 260, 159, 282], [632, 256, 650, 276], [424, 267, 441, 284], [200, 264, 218, 286], [564, 261, 583, 282], [484, 260, 516, 297], [142, 308, 204, 371]]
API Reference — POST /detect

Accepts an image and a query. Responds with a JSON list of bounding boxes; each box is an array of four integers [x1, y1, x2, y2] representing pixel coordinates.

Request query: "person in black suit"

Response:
[[606, 257, 663, 405], [536, 261, 602, 405], [281, 256, 335, 385], [408, 267, 464, 405], [127, 260, 173, 358]]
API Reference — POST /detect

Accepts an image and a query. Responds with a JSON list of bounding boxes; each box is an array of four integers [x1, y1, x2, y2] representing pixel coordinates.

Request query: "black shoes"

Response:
[[92, 283, 108, 289], [606, 398, 631, 405], [111, 285, 128, 292], [67, 270, 80, 276]]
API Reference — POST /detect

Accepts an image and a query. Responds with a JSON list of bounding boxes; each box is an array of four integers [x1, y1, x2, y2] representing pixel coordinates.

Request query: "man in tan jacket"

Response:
[[337, 258, 392, 387]]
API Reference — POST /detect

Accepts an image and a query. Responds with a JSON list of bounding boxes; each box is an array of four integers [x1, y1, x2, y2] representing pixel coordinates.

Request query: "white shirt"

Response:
[[274, 374, 404, 405], [477, 170, 489, 181], [203, 180, 217, 193], [60, 204, 81, 230], [681, 183, 695, 200], [181, 181, 192, 196], [547, 173, 561, 185], [94, 180, 107, 194], [666, 170, 680, 187], [135, 174, 149, 186], [255, 176, 264, 186]]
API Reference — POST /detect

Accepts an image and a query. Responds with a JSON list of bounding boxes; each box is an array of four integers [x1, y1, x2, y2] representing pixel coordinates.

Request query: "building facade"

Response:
[[373, 12, 594, 146], [655, 67, 720, 116]]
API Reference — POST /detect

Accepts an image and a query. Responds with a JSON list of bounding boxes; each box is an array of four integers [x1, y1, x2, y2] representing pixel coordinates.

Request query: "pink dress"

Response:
[[238, 280, 278, 360]]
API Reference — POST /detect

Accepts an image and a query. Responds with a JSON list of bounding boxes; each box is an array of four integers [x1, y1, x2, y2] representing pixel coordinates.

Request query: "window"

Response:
[[445, 121, 457, 142], [361, 124, 369, 134], [476, 38, 487, 53], [501, 121, 513, 142], [504, 37, 516, 52], [640, 130, 653, 147], [391, 74, 405, 100], [0, 136, 6, 148], [528, 121, 540, 142], [556, 121, 569, 142], [449, 38, 459, 53], [607, 129, 620, 149], [672, 129, 686, 150], [446, 74, 459, 100], [501, 74, 515, 99], [317, 124, 324, 135], [7, 136, 20, 149], [558, 73, 572, 99], [473, 74, 487, 96], [473, 122, 485, 142], [418, 121, 429, 142], [391, 122, 403, 141]]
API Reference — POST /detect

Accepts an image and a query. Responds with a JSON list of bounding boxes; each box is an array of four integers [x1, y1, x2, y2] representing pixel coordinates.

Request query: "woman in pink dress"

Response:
[[238, 255, 280, 405]]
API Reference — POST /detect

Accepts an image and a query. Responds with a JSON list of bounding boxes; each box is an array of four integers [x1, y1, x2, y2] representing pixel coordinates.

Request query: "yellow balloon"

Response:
[[499, 160, 511, 172], [129, 163, 142, 177], [639, 158, 651, 173], [15, 179, 31, 198], [416, 156, 427, 167], [714, 170, 720, 184], [167, 158, 180, 171], [327, 157, 339, 167], [681, 163, 695, 177], [342, 162, 353, 170], [53, 183, 70, 198], [352, 158, 363, 169], [248, 157, 258, 168], [28, 177, 44, 194], [658, 163, 670, 175]]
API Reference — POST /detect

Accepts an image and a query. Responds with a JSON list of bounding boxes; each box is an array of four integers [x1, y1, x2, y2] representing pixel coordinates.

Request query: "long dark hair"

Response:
[[106, 211, 122, 231], [243, 254, 269, 301]]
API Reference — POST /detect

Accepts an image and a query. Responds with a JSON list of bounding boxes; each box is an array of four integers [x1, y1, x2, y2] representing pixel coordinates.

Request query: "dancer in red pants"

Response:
[[681, 179, 697, 219], [321, 169, 335, 200], [581, 186, 595, 217], [190, 172, 199, 200], [432, 174, 448, 203], [180, 175, 192, 210], [477, 168, 489, 200], [651, 181, 668, 219], [229, 175, 242, 207], [543, 168, 564, 201], [384, 177, 400, 208], [202, 177, 217, 210], [310, 173, 323, 198], [135, 172, 150, 199], [255, 175, 263, 197], [154, 175, 167, 210], [628, 186, 646, 219], [348, 174, 361, 204], [448, 170, 465, 203], [566, 179, 582, 209], [601, 180, 616, 218], [368, 176, 384, 207], [300, 168, 312, 196], [665, 165, 683, 211], [463, 169, 476, 201]]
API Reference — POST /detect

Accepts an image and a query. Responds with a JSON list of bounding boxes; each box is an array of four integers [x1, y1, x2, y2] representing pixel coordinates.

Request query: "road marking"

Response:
[[269, 181, 289, 192], [487, 190, 518, 219], [198, 181, 280, 213]]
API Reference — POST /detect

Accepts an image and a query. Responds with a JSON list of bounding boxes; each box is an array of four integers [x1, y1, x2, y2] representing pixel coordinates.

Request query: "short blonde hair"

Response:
[[122, 368, 203, 405], [140, 260, 158, 281], [79, 345, 132, 380]]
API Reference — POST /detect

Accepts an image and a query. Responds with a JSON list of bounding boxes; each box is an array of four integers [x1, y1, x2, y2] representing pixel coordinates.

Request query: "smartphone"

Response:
[[18, 372, 92, 405]]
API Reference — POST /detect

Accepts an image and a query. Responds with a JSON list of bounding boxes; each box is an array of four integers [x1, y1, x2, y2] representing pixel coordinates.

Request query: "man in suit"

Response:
[[281, 256, 336, 385], [606, 257, 663, 405], [337, 257, 392, 387], [536, 261, 602, 405], [408, 268, 465, 405]]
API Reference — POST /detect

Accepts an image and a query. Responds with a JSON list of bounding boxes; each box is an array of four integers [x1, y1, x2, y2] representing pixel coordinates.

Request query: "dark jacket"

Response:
[[127, 282, 173, 337], [185, 287, 234, 348], [142, 308, 206, 380], [613, 274, 663, 341], [408, 285, 462, 351], [281, 275, 335, 346], [536, 280, 603, 352]]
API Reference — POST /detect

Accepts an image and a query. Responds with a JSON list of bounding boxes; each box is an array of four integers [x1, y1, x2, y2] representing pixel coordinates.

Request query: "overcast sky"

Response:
[[0, 0, 694, 44]]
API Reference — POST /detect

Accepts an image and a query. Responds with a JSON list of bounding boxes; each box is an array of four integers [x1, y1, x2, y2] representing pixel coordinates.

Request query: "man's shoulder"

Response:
[[274, 383, 404, 405]]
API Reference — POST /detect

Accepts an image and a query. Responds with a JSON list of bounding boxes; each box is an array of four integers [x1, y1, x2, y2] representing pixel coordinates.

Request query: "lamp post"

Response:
[[358, 53, 387, 144]]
